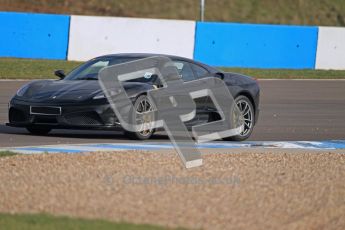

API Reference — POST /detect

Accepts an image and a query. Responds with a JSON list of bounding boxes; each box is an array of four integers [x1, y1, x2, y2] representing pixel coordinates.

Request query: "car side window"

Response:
[[172, 61, 196, 82], [191, 63, 209, 79]]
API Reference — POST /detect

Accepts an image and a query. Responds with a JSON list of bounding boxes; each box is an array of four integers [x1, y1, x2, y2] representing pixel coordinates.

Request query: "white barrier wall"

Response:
[[68, 15, 196, 61], [316, 27, 345, 70]]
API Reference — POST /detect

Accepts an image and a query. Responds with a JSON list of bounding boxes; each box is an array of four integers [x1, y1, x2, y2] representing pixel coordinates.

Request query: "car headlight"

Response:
[[16, 84, 30, 97], [93, 93, 106, 100]]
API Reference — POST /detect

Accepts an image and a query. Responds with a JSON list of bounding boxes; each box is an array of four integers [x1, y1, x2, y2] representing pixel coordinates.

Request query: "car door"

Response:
[[192, 62, 228, 116], [189, 62, 213, 123], [169, 60, 205, 126], [171, 60, 210, 126]]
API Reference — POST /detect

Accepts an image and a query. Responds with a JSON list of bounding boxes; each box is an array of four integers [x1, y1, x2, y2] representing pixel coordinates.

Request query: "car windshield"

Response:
[[64, 57, 155, 83]]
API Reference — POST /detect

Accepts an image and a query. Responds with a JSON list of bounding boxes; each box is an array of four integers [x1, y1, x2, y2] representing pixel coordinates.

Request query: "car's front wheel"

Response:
[[26, 126, 52, 135], [124, 95, 155, 140], [224, 95, 255, 141]]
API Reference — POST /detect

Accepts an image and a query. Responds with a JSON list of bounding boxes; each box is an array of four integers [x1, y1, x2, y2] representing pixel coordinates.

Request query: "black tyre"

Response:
[[26, 126, 52, 135], [224, 95, 255, 141], [124, 95, 155, 140]]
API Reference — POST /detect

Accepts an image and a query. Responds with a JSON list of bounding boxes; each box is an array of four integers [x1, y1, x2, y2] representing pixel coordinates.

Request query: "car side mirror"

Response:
[[215, 72, 224, 80], [54, 70, 65, 79]]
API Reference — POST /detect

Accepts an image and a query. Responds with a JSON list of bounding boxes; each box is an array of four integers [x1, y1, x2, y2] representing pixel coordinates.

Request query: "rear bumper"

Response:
[[254, 108, 260, 125], [253, 85, 260, 125]]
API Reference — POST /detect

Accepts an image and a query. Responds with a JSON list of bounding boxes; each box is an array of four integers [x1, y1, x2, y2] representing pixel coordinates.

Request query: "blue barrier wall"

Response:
[[0, 12, 70, 60], [194, 22, 318, 69], [0, 12, 322, 68]]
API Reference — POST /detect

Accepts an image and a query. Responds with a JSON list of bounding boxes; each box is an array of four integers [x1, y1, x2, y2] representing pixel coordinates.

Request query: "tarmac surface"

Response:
[[0, 79, 345, 147]]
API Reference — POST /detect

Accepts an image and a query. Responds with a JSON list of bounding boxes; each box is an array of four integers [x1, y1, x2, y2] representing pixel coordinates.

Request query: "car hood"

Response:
[[16, 79, 150, 103]]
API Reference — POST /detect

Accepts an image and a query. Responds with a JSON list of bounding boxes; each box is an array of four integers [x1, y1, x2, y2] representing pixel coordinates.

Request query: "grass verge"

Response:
[[0, 151, 17, 157], [0, 213, 180, 230], [222, 68, 345, 79], [0, 58, 81, 80], [1, 58, 345, 79]]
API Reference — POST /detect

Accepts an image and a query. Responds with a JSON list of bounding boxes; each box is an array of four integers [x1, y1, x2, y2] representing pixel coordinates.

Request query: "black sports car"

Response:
[[7, 53, 260, 141]]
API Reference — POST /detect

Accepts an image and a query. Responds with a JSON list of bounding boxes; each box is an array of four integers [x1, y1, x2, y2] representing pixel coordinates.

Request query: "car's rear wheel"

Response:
[[26, 126, 52, 135], [124, 95, 155, 140], [224, 95, 254, 141]]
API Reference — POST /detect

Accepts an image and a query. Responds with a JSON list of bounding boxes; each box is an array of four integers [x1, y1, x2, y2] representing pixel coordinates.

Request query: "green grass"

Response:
[[0, 58, 82, 79], [0, 151, 17, 157], [222, 68, 345, 79], [0, 213, 182, 230], [1, 58, 345, 80], [2, 0, 345, 26]]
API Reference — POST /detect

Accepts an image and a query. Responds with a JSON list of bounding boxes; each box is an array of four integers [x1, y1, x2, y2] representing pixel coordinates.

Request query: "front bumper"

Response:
[[7, 98, 123, 130]]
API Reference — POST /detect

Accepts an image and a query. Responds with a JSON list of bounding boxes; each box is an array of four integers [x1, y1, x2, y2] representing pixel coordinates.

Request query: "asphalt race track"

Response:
[[0, 80, 344, 147]]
